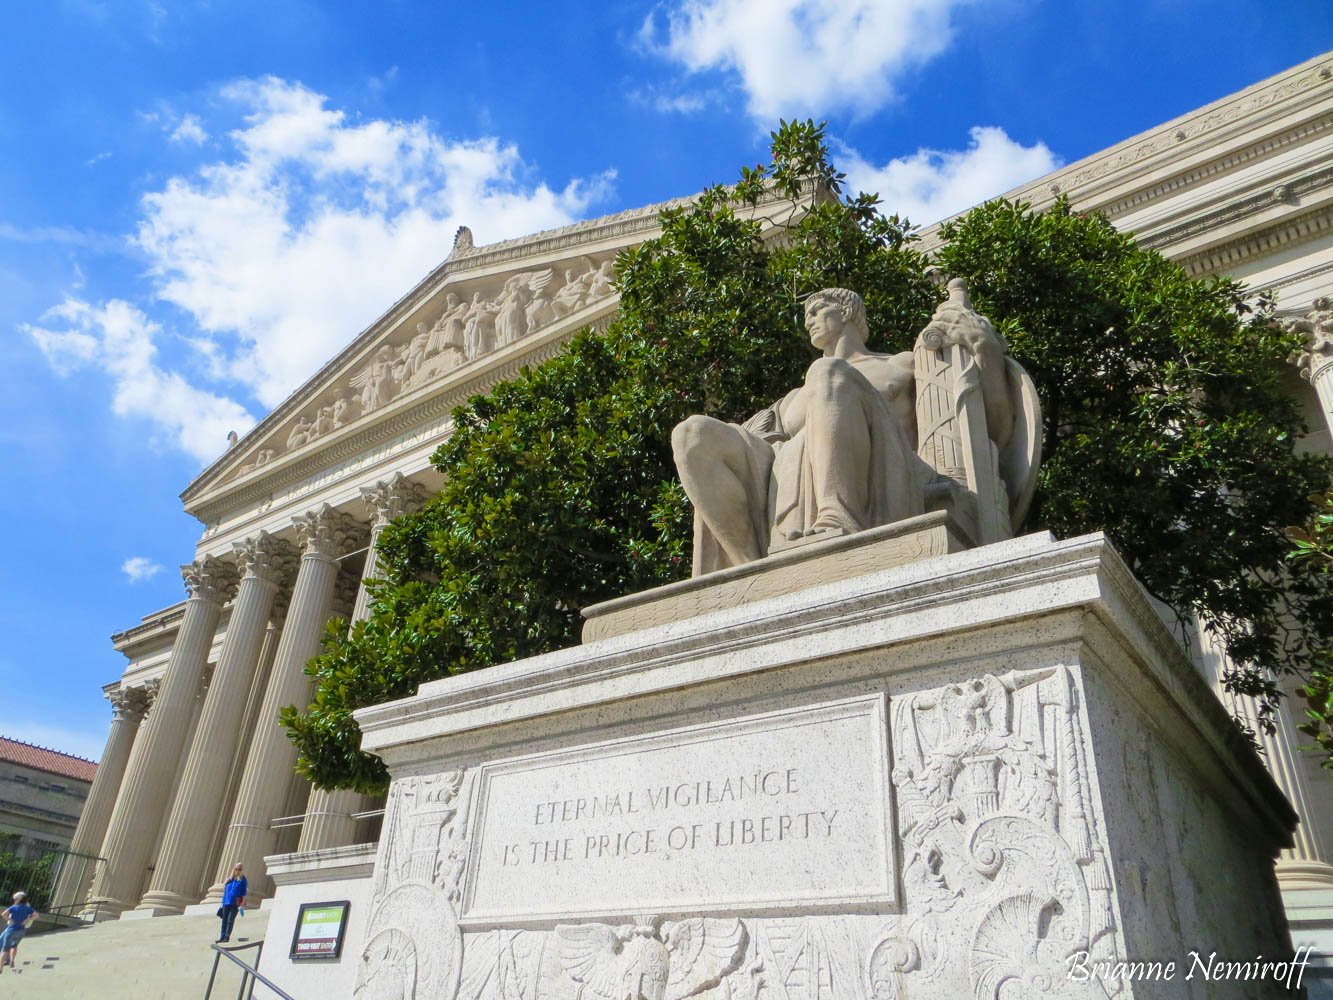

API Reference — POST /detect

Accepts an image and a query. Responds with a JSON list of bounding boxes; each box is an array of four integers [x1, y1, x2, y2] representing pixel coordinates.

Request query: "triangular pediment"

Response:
[[182, 188, 809, 521]]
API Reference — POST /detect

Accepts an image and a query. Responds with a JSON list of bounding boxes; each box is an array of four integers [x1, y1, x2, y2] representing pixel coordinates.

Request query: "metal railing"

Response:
[[0, 844, 103, 918], [203, 940, 294, 1000]]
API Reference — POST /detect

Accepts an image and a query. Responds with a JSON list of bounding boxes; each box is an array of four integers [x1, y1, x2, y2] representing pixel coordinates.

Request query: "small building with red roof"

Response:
[[0, 737, 97, 859]]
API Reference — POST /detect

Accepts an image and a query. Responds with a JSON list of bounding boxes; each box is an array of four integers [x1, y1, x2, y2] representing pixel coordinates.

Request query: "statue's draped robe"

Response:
[[692, 364, 933, 576]]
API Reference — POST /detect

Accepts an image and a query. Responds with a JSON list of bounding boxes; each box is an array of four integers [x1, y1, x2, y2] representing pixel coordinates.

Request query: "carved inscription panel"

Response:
[[460, 695, 894, 924]]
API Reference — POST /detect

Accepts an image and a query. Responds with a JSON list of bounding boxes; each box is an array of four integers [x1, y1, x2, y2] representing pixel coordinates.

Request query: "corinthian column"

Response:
[[204, 505, 367, 904], [50, 685, 149, 912], [298, 473, 429, 853], [1292, 297, 1333, 435], [87, 559, 236, 916], [136, 533, 296, 914], [1199, 628, 1333, 888]]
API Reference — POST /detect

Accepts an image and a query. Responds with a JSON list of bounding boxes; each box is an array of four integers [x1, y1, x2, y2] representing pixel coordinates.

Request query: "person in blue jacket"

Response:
[[0, 890, 36, 972], [217, 863, 248, 943]]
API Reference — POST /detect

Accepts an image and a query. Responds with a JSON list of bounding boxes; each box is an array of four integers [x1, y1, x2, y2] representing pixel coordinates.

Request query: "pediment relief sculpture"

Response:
[[226, 254, 619, 484], [672, 281, 1042, 575]]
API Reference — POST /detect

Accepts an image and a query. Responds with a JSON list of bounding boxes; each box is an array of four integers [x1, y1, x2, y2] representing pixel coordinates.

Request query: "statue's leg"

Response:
[[802, 358, 877, 536], [671, 415, 767, 566]]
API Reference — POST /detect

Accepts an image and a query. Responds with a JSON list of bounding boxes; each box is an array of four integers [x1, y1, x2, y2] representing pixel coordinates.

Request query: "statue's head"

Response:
[[804, 288, 868, 345]]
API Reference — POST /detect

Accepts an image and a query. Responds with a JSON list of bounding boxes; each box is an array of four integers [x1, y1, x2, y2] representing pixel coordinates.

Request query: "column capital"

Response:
[[1287, 296, 1333, 381], [105, 685, 148, 721], [232, 531, 298, 586], [181, 555, 239, 606], [293, 504, 369, 560], [360, 473, 430, 527]]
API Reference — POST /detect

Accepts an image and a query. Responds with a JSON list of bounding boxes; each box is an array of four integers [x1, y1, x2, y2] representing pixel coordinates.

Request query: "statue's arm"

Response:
[[920, 296, 1015, 448], [743, 386, 802, 443]]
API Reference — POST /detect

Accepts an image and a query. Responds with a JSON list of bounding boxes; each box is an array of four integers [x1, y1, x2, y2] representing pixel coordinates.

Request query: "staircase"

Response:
[[0, 909, 270, 999]]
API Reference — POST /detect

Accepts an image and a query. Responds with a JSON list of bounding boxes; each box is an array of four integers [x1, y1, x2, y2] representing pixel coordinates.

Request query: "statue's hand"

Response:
[[919, 278, 1006, 356], [742, 405, 786, 443], [920, 300, 1005, 356]]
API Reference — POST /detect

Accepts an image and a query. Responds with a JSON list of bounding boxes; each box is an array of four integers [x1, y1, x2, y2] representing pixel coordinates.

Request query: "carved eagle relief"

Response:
[[538, 917, 747, 1000]]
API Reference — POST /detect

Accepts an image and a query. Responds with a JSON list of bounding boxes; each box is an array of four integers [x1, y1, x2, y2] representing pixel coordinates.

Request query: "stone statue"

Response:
[[494, 277, 533, 347], [461, 292, 498, 359], [672, 282, 1040, 576], [286, 416, 314, 451], [352, 345, 400, 412], [550, 265, 593, 319], [427, 293, 467, 358]]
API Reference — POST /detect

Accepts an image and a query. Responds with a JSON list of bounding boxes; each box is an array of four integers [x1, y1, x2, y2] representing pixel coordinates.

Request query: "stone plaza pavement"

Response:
[[0, 910, 270, 999]]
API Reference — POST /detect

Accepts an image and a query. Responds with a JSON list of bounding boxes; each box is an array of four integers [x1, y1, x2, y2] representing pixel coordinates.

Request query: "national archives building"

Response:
[[62, 51, 1333, 953]]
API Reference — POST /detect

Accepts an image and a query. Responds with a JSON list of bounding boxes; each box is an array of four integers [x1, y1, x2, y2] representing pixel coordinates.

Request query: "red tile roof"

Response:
[[0, 738, 97, 783]]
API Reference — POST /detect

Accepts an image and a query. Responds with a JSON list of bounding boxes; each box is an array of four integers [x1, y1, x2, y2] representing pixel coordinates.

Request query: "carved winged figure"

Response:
[[540, 917, 747, 1000]]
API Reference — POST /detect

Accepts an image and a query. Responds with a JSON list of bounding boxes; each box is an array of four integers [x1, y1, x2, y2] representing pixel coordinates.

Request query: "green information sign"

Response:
[[290, 900, 350, 960]]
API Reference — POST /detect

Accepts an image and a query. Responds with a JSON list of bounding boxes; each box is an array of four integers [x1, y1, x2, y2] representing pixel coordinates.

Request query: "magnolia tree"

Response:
[[281, 121, 1333, 793]]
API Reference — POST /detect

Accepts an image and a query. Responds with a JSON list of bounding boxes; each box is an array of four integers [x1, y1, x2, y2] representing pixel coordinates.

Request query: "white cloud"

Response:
[[645, 0, 970, 119], [25, 298, 258, 462], [27, 76, 614, 463], [169, 113, 208, 145], [121, 556, 164, 582], [841, 126, 1061, 225], [135, 76, 613, 408]]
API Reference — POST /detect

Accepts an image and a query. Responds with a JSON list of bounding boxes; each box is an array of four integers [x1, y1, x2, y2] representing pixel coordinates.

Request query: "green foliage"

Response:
[[282, 121, 1333, 792], [0, 842, 56, 910], [1286, 492, 1333, 765], [935, 199, 1333, 711]]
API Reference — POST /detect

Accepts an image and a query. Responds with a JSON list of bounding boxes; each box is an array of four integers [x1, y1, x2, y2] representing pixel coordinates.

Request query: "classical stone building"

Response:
[[0, 737, 96, 860], [66, 49, 1333, 963]]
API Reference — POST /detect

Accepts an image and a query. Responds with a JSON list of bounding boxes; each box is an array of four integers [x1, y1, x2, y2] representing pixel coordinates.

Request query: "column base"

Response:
[[80, 897, 133, 920], [1279, 860, 1333, 892], [132, 889, 193, 916], [118, 906, 179, 920]]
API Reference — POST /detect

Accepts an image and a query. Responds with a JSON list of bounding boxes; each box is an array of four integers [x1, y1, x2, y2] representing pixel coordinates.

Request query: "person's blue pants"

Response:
[[219, 904, 238, 940]]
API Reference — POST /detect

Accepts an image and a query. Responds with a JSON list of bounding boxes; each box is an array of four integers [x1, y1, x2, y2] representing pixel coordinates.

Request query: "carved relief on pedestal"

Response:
[[226, 253, 619, 484], [356, 770, 471, 1000], [867, 666, 1120, 998], [359, 666, 1120, 1000]]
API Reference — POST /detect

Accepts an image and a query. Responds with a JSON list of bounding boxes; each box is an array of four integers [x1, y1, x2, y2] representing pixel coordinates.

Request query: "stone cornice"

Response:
[[111, 602, 187, 650], [1173, 202, 1333, 278], [917, 51, 1333, 254]]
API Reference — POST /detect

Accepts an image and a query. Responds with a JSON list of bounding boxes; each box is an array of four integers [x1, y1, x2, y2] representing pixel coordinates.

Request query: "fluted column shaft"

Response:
[[88, 559, 235, 916], [51, 687, 147, 911], [204, 505, 365, 903], [137, 534, 294, 913], [298, 474, 428, 853], [1200, 627, 1333, 884]]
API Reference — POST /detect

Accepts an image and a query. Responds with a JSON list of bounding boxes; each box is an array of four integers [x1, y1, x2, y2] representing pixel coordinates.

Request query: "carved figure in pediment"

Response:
[[428, 293, 468, 358], [673, 282, 1041, 575], [313, 403, 337, 437], [236, 448, 276, 476], [403, 325, 431, 381], [332, 393, 360, 428], [287, 416, 314, 450], [551, 263, 594, 319], [462, 291, 499, 359], [353, 345, 400, 412], [495, 278, 533, 347], [586, 259, 615, 300]]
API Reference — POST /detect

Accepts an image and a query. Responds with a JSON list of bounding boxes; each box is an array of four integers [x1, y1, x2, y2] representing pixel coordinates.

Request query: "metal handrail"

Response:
[[203, 939, 294, 1000]]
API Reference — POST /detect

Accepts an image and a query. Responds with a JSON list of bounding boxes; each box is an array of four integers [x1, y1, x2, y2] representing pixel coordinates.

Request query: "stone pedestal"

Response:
[[352, 532, 1304, 999]]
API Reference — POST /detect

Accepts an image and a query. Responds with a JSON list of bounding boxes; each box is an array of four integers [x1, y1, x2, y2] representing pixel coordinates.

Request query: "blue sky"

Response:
[[2, 0, 1330, 762]]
